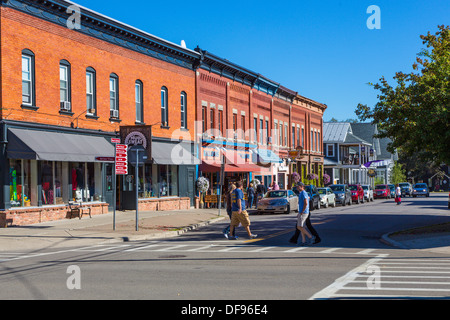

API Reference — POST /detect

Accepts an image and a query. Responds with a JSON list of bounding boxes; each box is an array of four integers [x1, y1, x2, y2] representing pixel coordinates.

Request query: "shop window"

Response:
[[71, 162, 100, 202], [158, 165, 178, 197], [9, 159, 38, 207]]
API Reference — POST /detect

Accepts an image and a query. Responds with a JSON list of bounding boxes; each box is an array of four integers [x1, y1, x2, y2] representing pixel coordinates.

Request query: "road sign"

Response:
[[111, 138, 121, 144], [115, 144, 128, 175]]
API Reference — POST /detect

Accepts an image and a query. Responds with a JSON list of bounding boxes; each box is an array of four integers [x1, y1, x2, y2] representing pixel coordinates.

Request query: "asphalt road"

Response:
[[0, 193, 449, 302]]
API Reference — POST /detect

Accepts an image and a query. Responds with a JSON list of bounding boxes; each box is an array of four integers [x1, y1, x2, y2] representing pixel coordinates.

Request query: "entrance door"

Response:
[[187, 167, 195, 207]]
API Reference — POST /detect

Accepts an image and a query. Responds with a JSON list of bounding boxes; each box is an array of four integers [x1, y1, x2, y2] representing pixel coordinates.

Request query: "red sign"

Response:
[[111, 138, 121, 144], [95, 157, 115, 162], [115, 144, 128, 175]]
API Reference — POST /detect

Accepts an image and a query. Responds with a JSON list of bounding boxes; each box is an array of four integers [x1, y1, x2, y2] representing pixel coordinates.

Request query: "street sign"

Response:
[[111, 138, 121, 144], [115, 144, 128, 175]]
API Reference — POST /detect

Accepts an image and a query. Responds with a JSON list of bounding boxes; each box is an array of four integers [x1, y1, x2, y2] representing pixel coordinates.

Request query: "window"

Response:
[[135, 80, 143, 123], [180, 92, 187, 129], [253, 117, 258, 142], [279, 122, 283, 146], [59, 60, 71, 106], [284, 124, 288, 146], [292, 126, 296, 148], [241, 115, 246, 139], [327, 144, 335, 157], [274, 122, 278, 145], [302, 127, 305, 148], [218, 110, 223, 136], [161, 86, 168, 126], [210, 109, 215, 130], [311, 130, 314, 151], [202, 106, 207, 132], [22, 50, 35, 106], [86, 67, 96, 114], [109, 74, 119, 118], [265, 120, 269, 144], [297, 127, 300, 148]]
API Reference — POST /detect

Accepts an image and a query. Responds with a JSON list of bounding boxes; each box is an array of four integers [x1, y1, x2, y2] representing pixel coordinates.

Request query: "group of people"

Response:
[[222, 180, 322, 246]]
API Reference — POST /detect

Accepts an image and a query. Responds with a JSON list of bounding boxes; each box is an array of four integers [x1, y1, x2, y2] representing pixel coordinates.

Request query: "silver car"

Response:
[[257, 190, 298, 214], [318, 187, 336, 208], [361, 184, 374, 202]]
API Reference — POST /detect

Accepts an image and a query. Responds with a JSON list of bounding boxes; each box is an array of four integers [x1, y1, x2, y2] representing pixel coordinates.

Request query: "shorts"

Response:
[[231, 210, 251, 228], [297, 213, 309, 228]]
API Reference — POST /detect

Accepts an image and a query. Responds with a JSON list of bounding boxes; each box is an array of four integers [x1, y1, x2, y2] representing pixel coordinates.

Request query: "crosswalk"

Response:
[[310, 257, 450, 299]]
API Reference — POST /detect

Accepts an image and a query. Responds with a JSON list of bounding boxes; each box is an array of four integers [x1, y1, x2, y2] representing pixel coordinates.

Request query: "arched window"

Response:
[[109, 73, 119, 119], [59, 60, 71, 107], [180, 91, 187, 129], [135, 80, 144, 123], [21, 49, 35, 107], [86, 67, 96, 115], [161, 86, 168, 126]]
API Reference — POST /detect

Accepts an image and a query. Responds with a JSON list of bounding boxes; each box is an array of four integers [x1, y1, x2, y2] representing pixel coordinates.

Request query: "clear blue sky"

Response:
[[73, 0, 450, 121]]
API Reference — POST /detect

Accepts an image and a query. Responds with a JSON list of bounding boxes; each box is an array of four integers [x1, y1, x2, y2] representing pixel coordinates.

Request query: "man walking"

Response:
[[228, 181, 258, 240], [289, 182, 322, 245]]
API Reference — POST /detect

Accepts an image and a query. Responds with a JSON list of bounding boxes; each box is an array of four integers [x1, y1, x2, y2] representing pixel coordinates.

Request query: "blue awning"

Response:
[[252, 149, 283, 166]]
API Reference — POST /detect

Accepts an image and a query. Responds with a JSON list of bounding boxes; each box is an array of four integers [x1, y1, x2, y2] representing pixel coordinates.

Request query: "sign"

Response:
[[111, 138, 121, 144], [120, 125, 152, 163], [95, 157, 115, 162], [115, 144, 128, 175]]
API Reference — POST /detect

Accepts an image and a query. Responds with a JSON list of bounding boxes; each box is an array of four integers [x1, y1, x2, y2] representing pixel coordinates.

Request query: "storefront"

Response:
[[0, 121, 115, 226], [118, 126, 199, 211]]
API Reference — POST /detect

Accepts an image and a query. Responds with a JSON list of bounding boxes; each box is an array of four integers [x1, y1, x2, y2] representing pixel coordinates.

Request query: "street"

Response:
[[0, 193, 449, 301]]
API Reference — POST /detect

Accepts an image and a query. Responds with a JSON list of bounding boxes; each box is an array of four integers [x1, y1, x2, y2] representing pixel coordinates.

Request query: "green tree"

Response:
[[356, 25, 450, 166], [390, 162, 407, 184]]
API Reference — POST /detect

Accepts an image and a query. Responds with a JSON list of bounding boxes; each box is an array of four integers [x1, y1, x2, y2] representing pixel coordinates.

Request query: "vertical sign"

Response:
[[115, 144, 128, 175]]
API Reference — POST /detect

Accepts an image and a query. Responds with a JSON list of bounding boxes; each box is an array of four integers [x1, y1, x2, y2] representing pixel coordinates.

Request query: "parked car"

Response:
[[305, 185, 321, 210], [349, 184, 365, 204], [329, 184, 352, 206], [257, 190, 298, 214], [387, 184, 396, 198], [318, 187, 336, 208], [361, 184, 374, 202], [374, 184, 391, 199], [412, 183, 430, 197], [399, 182, 413, 197]]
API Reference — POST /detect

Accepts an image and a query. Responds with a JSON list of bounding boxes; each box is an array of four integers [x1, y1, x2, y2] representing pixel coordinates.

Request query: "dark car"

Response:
[[387, 184, 396, 198], [399, 182, 413, 197], [292, 184, 320, 210], [348, 184, 365, 204], [329, 184, 352, 206], [412, 183, 430, 197], [374, 184, 390, 199]]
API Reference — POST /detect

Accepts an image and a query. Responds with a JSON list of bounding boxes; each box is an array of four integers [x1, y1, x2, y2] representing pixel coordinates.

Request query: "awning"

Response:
[[7, 128, 114, 162], [252, 149, 283, 166], [152, 141, 201, 165]]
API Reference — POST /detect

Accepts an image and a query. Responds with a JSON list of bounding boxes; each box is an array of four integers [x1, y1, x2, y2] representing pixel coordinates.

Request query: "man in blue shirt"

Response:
[[295, 182, 313, 245], [228, 181, 258, 240]]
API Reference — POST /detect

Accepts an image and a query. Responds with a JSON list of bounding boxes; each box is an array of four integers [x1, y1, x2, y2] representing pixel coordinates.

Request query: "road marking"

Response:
[[357, 249, 376, 255], [186, 245, 215, 252], [155, 245, 189, 252], [125, 244, 161, 252], [251, 247, 275, 252], [284, 247, 308, 253], [320, 248, 340, 254]]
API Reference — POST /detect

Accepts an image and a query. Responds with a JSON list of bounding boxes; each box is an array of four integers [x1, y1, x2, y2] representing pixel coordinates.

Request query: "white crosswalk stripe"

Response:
[[310, 257, 450, 299]]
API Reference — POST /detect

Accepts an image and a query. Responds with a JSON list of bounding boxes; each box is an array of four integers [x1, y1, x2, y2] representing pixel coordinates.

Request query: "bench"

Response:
[[67, 202, 92, 220]]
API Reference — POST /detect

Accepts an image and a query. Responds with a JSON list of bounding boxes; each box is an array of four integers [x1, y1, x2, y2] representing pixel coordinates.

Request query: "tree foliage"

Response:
[[356, 25, 450, 165]]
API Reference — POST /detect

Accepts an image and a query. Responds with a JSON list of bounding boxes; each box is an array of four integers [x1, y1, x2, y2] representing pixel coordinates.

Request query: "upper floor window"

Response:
[[135, 80, 143, 123], [110, 73, 119, 118], [22, 49, 35, 107], [180, 92, 187, 129], [161, 86, 168, 126], [86, 67, 96, 114], [327, 144, 334, 157]]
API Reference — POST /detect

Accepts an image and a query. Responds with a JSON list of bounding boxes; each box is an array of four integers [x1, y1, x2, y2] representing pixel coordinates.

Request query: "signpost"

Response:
[[113, 142, 128, 231]]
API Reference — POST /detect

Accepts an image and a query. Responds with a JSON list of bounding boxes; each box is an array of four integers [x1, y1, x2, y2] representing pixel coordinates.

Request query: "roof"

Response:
[[323, 123, 351, 143]]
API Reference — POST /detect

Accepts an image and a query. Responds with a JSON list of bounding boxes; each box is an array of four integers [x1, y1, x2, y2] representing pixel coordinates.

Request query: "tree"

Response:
[[390, 162, 406, 184], [356, 25, 450, 166]]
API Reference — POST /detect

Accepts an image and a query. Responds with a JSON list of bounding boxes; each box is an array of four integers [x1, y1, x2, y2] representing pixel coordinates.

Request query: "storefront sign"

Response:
[[120, 126, 152, 163]]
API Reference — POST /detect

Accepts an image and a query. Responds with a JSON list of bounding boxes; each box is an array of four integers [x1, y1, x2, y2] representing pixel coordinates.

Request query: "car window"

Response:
[[414, 184, 427, 188], [330, 185, 344, 192], [265, 191, 287, 198], [318, 189, 326, 194], [375, 185, 387, 189], [348, 185, 357, 191]]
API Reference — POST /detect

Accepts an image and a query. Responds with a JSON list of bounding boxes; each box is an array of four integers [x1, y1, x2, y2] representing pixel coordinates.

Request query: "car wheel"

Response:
[[284, 204, 290, 214]]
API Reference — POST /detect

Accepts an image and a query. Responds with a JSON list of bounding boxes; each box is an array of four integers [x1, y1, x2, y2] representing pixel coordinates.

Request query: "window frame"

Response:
[[86, 67, 97, 116], [21, 49, 36, 108], [109, 73, 119, 119], [161, 86, 169, 127], [135, 80, 144, 124], [180, 91, 187, 129]]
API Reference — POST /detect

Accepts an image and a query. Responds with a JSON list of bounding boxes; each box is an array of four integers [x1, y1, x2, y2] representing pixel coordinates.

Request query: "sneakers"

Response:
[[248, 234, 258, 239]]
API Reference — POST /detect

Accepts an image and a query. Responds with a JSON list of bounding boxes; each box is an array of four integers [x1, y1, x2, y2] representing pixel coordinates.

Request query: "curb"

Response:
[[380, 232, 410, 249], [121, 216, 227, 242]]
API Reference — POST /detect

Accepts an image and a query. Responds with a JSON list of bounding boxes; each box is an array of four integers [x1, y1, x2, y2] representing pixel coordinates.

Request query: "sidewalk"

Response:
[[0, 209, 227, 252], [382, 223, 450, 255]]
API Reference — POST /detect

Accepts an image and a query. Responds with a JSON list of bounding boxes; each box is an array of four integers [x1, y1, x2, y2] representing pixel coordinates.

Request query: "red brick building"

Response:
[[0, 0, 200, 226]]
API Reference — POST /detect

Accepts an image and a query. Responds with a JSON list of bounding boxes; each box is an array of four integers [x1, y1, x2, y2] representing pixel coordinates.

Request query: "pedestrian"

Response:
[[228, 181, 258, 240], [273, 181, 280, 191], [289, 182, 321, 245], [395, 183, 402, 205], [247, 183, 255, 209], [256, 182, 266, 203], [223, 184, 236, 238]]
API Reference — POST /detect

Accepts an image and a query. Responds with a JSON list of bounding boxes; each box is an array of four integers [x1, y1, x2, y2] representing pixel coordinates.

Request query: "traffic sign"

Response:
[[111, 138, 121, 144], [115, 144, 128, 175]]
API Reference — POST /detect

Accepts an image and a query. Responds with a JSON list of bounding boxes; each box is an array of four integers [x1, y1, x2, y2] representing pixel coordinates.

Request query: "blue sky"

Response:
[[73, 0, 450, 121]]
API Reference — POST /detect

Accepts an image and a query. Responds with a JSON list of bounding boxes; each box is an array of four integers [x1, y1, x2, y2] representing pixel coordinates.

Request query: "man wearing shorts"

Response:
[[295, 182, 313, 245], [228, 181, 258, 240]]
